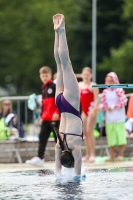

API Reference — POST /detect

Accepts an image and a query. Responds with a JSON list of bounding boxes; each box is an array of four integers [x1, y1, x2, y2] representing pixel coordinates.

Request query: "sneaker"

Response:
[[130, 157, 133, 161], [116, 156, 124, 162], [25, 157, 44, 167], [88, 157, 95, 163], [82, 156, 89, 163], [82, 156, 95, 163], [105, 157, 115, 162]]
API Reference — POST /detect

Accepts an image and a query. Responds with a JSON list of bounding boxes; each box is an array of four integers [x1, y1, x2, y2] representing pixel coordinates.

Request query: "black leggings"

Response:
[[38, 120, 60, 159]]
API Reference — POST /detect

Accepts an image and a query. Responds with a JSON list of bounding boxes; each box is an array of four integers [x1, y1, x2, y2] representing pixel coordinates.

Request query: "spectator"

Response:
[[125, 118, 133, 137], [33, 95, 42, 136], [0, 101, 10, 140], [28, 93, 42, 137], [0, 99, 25, 140], [78, 67, 99, 163], [26, 66, 60, 167], [99, 72, 128, 162]]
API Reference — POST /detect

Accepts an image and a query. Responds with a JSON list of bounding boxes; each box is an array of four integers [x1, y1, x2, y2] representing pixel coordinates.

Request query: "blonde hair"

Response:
[[39, 66, 52, 74], [82, 67, 92, 74]]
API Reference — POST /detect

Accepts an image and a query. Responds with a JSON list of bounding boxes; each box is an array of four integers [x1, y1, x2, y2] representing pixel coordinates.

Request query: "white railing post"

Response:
[[92, 0, 97, 82]]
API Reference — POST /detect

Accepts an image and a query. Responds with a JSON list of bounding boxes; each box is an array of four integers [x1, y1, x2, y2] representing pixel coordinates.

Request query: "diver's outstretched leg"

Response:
[[53, 14, 64, 97], [55, 14, 80, 111], [53, 15, 63, 174], [53, 14, 82, 175]]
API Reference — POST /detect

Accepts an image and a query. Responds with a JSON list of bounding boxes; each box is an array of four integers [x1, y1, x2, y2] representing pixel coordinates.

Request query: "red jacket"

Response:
[[41, 80, 60, 121]]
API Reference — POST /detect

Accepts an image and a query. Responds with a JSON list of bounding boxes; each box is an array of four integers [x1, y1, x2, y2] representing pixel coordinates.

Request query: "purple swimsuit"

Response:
[[56, 93, 83, 150]]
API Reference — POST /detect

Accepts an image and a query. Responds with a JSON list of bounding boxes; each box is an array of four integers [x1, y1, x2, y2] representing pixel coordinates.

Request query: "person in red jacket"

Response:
[[26, 66, 60, 166]]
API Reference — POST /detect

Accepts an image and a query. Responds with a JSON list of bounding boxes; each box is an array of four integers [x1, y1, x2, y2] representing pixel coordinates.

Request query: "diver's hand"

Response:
[[40, 118, 42, 125], [52, 113, 59, 121], [108, 107, 112, 112]]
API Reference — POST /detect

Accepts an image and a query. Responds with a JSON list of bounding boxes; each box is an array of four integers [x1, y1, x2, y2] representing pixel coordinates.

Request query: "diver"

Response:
[[53, 14, 83, 176]]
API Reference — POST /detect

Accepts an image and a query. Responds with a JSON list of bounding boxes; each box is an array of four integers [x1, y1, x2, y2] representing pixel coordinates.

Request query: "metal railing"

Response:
[[0, 92, 132, 133], [0, 93, 132, 163]]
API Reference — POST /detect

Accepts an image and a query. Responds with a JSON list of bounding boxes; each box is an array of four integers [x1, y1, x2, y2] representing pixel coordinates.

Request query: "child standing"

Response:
[[26, 66, 60, 166], [79, 67, 99, 163], [99, 72, 127, 161]]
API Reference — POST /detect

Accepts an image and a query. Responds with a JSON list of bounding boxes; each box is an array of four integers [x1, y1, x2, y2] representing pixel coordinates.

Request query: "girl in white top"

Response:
[[99, 72, 128, 161]]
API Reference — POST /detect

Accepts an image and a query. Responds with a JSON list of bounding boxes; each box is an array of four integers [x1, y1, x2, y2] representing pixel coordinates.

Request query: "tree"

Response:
[[0, 0, 80, 94], [98, 0, 133, 84], [0, 0, 127, 94]]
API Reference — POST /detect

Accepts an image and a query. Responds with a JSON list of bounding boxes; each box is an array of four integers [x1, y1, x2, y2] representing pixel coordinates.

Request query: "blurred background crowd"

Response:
[[0, 0, 133, 96], [0, 0, 133, 163]]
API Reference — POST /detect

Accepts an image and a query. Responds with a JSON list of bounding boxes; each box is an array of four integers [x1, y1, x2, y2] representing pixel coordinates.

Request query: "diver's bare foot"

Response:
[[53, 14, 59, 30], [53, 14, 64, 32]]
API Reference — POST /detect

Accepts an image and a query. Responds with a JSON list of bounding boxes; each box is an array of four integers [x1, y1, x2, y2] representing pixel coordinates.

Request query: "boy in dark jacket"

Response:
[[26, 66, 60, 166]]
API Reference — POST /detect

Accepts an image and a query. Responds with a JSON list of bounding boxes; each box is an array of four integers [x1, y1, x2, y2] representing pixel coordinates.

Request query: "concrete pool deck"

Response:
[[0, 161, 133, 173]]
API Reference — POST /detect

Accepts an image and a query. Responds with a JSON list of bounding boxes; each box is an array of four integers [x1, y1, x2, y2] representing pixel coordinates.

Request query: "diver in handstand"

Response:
[[53, 14, 83, 175]]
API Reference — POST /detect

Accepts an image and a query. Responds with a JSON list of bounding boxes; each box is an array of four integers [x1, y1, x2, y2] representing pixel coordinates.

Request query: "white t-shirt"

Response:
[[105, 90, 126, 123]]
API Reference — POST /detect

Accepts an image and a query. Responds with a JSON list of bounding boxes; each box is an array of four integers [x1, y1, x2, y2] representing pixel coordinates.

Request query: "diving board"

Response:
[[92, 84, 133, 89]]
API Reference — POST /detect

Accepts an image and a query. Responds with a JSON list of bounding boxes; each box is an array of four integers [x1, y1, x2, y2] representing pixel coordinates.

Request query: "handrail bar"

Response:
[[0, 93, 131, 102], [0, 96, 29, 101]]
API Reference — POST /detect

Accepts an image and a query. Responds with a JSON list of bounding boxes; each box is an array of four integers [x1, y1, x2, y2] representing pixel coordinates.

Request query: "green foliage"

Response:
[[98, 0, 133, 84], [0, 0, 130, 94], [98, 40, 133, 83], [0, 0, 81, 94], [123, 0, 133, 18], [97, 0, 125, 61]]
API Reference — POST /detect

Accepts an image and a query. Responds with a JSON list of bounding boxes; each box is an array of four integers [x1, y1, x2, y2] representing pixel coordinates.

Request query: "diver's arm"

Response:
[[72, 145, 82, 175], [55, 144, 62, 174], [92, 83, 99, 110]]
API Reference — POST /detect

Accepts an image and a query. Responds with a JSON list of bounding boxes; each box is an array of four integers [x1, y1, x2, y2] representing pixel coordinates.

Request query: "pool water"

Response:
[[0, 168, 133, 200]]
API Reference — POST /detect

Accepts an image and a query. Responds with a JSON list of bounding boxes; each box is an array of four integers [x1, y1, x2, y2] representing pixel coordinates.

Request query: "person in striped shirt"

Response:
[[99, 72, 128, 162]]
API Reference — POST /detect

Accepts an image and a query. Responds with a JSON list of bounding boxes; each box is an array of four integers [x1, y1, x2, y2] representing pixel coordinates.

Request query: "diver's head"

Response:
[[60, 151, 74, 168]]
